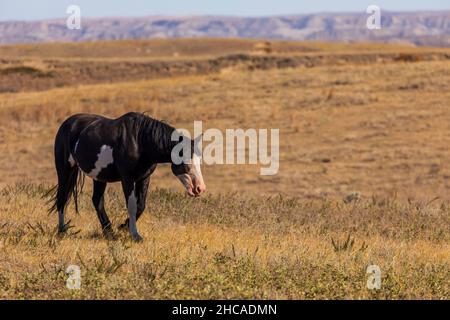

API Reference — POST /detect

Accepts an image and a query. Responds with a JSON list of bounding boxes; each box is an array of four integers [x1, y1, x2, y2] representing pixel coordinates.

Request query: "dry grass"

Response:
[[1, 38, 435, 59], [0, 183, 448, 299], [0, 39, 449, 299]]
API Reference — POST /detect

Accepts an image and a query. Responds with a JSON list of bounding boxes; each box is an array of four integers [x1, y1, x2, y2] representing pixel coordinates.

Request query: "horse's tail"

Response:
[[72, 170, 86, 214], [46, 169, 85, 215], [44, 184, 58, 213], [45, 118, 86, 215]]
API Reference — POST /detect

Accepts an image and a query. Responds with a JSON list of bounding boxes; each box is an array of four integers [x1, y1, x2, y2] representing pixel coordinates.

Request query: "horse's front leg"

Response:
[[121, 178, 143, 242], [119, 176, 150, 231]]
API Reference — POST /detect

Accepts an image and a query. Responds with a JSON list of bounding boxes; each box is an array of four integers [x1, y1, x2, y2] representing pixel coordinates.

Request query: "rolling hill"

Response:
[[1, 11, 450, 46]]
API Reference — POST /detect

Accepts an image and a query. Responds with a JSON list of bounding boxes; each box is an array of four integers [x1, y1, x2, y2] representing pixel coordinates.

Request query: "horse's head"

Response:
[[171, 139, 206, 197]]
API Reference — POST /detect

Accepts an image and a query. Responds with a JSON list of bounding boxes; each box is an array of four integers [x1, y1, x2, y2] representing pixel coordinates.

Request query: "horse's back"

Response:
[[60, 113, 107, 132]]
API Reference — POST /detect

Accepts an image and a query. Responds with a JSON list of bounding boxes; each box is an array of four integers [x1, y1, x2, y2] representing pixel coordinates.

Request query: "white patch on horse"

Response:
[[88, 145, 114, 178]]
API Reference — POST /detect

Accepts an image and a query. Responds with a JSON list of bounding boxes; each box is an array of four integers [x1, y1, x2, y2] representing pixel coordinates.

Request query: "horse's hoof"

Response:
[[58, 220, 72, 234], [131, 234, 143, 243], [118, 221, 129, 231], [103, 228, 117, 240], [118, 224, 127, 231]]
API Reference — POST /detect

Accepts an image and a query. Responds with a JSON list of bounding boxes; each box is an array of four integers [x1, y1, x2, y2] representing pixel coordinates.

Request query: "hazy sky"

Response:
[[1, 0, 449, 21]]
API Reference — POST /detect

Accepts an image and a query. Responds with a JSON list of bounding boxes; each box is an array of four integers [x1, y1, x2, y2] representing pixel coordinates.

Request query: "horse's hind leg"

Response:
[[92, 181, 114, 237], [55, 165, 78, 234]]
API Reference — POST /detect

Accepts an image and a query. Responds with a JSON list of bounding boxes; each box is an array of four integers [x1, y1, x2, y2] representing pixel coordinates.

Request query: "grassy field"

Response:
[[0, 183, 448, 299], [0, 39, 449, 299]]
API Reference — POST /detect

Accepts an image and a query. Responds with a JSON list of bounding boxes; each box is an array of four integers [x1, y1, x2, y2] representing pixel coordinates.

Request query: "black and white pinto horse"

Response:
[[49, 112, 206, 242]]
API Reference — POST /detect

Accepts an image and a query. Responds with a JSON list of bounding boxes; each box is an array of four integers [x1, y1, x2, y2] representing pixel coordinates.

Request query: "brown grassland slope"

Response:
[[0, 39, 449, 299]]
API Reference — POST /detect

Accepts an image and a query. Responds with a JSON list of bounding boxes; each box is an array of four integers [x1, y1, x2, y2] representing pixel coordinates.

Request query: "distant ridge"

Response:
[[2, 11, 450, 47]]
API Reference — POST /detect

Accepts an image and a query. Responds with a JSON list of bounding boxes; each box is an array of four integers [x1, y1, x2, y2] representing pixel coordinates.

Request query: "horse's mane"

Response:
[[134, 113, 178, 159]]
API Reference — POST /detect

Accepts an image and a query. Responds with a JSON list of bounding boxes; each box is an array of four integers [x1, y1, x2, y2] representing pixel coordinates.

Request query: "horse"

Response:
[[49, 112, 206, 242]]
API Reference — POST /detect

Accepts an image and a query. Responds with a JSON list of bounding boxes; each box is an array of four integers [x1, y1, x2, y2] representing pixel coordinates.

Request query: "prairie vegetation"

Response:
[[0, 183, 448, 299], [0, 39, 449, 299]]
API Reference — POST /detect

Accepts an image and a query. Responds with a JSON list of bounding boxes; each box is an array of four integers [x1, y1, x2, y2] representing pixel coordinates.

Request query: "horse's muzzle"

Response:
[[177, 174, 206, 197], [193, 183, 206, 197]]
